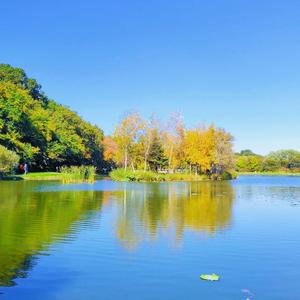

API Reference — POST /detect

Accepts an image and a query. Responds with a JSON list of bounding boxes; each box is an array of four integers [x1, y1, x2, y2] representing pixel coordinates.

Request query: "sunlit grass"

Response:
[[19, 172, 61, 180], [109, 168, 209, 182]]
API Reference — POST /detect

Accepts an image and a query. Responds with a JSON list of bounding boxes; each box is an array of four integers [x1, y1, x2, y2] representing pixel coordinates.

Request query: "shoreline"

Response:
[[238, 172, 300, 177], [2, 171, 300, 182]]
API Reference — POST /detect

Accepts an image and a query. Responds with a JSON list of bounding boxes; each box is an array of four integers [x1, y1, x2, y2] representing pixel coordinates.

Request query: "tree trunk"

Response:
[[144, 145, 150, 172], [124, 147, 128, 172], [168, 145, 173, 173]]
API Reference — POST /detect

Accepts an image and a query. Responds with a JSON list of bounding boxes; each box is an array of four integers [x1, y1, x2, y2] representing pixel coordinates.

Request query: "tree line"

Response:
[[2, 64, 298, 177], [104, 112, 235, 178], [235, 149, 300, 173], [0, 64, 104, 171]]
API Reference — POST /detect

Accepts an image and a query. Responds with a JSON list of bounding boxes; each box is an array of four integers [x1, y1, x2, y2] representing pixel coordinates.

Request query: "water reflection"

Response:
[[235, 184, 300, 206], [0, 180, 234, 287], [1, 177, 300, 299], [0, 181, 104, 287], [113, 181, 234, 249]]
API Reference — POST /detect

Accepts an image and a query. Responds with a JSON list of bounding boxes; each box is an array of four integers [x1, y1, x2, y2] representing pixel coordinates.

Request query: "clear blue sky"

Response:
[[1, 0, 299, 154]]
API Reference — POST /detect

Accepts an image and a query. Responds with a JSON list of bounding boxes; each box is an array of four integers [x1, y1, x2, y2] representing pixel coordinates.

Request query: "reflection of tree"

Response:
[[0, 180, 235, 285], [0, 181, 104, 287], [114, 181, 234, 249]]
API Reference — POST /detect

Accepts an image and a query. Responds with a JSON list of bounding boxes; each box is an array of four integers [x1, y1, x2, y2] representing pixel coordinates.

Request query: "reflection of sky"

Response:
[[234, 176, 300, 207], [234, 175, 300, 187]]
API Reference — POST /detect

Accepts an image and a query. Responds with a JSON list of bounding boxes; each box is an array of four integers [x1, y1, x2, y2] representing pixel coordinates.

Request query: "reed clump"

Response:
[[109, 168, 209, 182], [60, 166, 96, 183]]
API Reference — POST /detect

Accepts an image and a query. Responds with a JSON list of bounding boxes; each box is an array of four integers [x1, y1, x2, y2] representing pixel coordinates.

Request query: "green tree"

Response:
[[239, 149, 256, 156], [0, 64, 104, 171], [262, 150, 300, 171], [0, 64, 46, 102], [235, 155, 263, 172], [148, 130, 167, 171]]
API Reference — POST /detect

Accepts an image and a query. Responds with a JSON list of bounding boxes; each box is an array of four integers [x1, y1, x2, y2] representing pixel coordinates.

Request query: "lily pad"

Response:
[[200, 273, 220, 281]]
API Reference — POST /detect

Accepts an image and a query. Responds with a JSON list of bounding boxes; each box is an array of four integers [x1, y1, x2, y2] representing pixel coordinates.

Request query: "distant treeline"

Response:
[[0, 64, 104, 171], [235, 149, 300, 173]]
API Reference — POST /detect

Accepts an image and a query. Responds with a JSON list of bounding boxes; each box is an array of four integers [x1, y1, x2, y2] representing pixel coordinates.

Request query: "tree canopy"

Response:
[[0, 64, 104, 170], [235, 149, 300, 172], [107, 112, 235, 177]]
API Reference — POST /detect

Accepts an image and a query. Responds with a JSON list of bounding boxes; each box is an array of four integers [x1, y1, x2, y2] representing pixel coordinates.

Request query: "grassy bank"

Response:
[[110, 169, 208, 182], [3, 167, 98, 182], [18, 172, 62, 180], [238, 171, 300, 176]]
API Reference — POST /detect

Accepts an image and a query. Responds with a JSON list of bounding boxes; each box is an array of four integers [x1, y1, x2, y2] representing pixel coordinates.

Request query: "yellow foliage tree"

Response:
[[185, 125, 216, 174], [113, 112, 144, 171]]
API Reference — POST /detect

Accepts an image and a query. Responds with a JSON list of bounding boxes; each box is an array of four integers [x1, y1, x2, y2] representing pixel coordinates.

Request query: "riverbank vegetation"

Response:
[[110, 168, 210, 182], [2, 64, 299, 182], [0, 64, 104, 171], [106, 112, 236, 181], [235, 149, 300, 174], [60, 166, 96, 183], [19, 172, 62, 180]]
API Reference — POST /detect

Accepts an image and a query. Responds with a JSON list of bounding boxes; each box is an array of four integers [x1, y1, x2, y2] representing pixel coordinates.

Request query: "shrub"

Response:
[[0, 145, 19, 176]]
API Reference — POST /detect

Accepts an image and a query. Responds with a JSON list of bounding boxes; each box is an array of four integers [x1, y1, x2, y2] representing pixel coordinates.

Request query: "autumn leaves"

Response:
[[104, 112, 234, 177]]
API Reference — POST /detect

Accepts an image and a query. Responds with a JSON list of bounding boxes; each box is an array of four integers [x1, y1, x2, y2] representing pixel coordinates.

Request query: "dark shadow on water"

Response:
[[0, 176, 24, 181]]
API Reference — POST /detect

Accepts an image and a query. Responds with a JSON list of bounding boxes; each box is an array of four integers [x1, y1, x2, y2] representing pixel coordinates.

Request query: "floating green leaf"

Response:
[[200, 273, 220, 281]]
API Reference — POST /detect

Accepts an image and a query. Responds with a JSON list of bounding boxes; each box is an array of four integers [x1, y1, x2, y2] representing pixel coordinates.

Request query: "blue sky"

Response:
[[1, 0, 299, 154]]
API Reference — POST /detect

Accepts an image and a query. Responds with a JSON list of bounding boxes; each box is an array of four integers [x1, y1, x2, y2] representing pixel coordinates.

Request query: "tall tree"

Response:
[[141, 115, 159, 171], [214, 128, 234, 174], [185, 125, 216, 174], [113, 112, 144, 171], [162, 113, 185, 172], [148, 129, 167, 171]]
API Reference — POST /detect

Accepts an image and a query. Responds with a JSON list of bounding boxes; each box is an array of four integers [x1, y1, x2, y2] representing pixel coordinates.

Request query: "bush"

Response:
[[60, 166, 96, 183], [0, 145, 19, 176], [219, 170, 237, 180]]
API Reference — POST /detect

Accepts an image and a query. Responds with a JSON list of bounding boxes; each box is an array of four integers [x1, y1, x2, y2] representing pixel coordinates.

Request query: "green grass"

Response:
[[2, 167, 99, 182], [237, 171, 300, 176], [109, 168, 210, 182], [19, 172, 62, 180]]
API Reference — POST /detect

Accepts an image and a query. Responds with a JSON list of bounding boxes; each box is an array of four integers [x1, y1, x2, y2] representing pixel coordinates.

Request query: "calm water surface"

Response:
[[0, 176, 300, 299]]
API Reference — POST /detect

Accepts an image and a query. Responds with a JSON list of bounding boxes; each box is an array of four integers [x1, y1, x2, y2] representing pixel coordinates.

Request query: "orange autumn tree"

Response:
[[103, 136, 118, 168]]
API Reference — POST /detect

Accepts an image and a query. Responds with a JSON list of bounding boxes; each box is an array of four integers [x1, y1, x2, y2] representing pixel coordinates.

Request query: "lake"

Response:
[[0, 176, 300, 299]]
